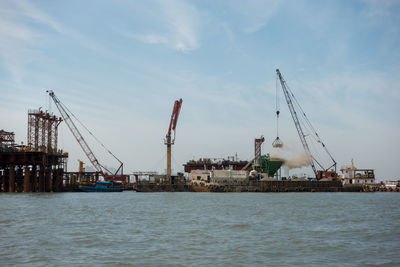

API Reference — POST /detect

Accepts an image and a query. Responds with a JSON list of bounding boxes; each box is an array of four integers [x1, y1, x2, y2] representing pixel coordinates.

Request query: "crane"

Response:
[[164, 98, 183, 184], [47, 90, 125, 180], [275, 69, 337, 179]]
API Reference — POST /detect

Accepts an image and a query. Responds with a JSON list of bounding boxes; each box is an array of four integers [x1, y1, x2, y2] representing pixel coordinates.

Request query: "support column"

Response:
[[45, 169, 51, 192], [9, 164, 15, 192], [53, 168, 63, 192], [52, 169, 56, 192], [30, 165, 37, 192], [3, 168, 9, 192], [0, 171, 3, 192], [71, 173, 75, 184], [24, 167, 30, 192], [39, 165, 45, 192], [16, 167, 24, 192]]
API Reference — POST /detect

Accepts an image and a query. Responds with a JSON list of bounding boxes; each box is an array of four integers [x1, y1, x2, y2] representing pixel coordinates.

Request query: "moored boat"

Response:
[[78, 181, 123, 192]]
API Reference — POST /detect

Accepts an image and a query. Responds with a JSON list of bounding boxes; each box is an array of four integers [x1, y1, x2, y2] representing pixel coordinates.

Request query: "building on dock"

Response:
[[340, 161, 375, 185]]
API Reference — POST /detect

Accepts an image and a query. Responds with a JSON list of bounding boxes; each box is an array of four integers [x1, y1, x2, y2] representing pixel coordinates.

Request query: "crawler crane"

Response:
[[276, 69, 337, 179], [47, 90, 127, 182]]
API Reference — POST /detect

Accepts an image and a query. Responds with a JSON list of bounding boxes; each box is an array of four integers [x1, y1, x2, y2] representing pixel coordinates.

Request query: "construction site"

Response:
[[0, 110, 67, 192], [1, 70, 397, 193]]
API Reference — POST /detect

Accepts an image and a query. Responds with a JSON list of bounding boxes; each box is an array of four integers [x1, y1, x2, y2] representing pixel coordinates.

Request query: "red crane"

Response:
[[164, 98, 183, 183]]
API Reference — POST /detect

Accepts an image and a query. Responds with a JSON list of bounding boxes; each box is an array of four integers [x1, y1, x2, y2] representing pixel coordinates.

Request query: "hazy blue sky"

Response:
[[1, 0, 399, 179]]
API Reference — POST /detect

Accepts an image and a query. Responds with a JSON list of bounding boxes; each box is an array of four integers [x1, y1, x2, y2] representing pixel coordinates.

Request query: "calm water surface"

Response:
[[0, 192, 399, 266]]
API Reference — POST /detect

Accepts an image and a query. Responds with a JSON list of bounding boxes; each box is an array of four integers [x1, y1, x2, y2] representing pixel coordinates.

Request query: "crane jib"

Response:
[[46, 90, 122, 177], [275, 69, 337, 177], [167, 98, 183, 136]]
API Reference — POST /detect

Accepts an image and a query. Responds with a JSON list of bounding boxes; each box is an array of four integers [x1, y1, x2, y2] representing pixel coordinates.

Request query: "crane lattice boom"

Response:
[[275, 69, 337, 178], [276, 69, 317, 176], [47, 90, 106, 176]]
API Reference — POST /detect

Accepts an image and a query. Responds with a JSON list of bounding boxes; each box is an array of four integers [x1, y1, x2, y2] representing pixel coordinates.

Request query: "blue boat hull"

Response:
[[77, 181, 123, 192], [78, 186, 123, 192]]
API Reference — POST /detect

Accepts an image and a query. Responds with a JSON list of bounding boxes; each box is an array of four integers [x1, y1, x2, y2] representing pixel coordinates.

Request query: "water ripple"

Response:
[[0, 192, 399, 266]]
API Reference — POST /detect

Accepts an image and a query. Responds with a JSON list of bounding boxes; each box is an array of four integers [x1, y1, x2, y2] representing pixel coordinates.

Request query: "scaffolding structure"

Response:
[[0, 130, 15, 146], [28, 109, 62, 153], [0, 110, 68, 193]]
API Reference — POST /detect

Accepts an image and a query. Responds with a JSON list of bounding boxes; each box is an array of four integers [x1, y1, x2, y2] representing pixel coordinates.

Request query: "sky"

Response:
[[0, 0, 399, 180]]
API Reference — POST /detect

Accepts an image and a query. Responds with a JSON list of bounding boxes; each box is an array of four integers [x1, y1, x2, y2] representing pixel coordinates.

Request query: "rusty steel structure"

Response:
[[28, 109, 62, 153], [254, 136, 265, 158], [0, 130, 15, 146], [0, 110, 68, 193]]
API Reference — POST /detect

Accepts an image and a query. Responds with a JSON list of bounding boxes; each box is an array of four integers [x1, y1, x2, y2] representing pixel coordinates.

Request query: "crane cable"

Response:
[[275, 75, 280, 138], [285, 82, 336, 168], [58, 100, 122, 167]]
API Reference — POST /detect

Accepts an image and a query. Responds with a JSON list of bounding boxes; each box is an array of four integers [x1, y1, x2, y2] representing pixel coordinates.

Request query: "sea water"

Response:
[[0, 192, 399, 266]]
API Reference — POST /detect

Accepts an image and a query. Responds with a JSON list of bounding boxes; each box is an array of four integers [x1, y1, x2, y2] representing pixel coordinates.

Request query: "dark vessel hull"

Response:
[[134, 180, 346, 192]]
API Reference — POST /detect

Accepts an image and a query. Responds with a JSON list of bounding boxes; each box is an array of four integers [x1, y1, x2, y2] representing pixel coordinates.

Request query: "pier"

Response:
[[0, 110, 68, 193]]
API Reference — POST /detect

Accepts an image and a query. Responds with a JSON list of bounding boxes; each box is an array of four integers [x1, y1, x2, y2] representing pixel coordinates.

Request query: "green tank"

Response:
[[258, 154, 283, 177]]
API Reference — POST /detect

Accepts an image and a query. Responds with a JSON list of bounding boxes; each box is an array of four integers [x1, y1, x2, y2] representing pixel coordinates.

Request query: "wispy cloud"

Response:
[[135, 34, 169, 45], [210, 0, 281, 34], [361, 0, 400, 19], [0, 0, 111, 87], [361, 0, 400, 57], [12, 0, 62, 33], [240, 0, 281, 33], [117, 0, 200, 52], [159, 0, 200, 51], [0, 0, 63, 86], [0, 7, 34, 85], [117, 29, 168, 45]]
